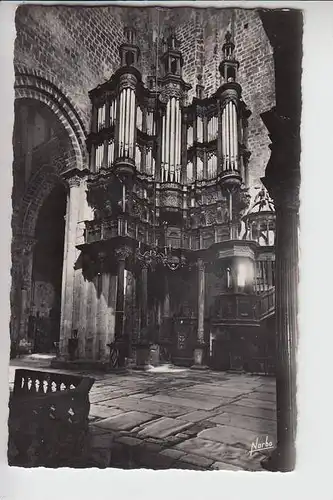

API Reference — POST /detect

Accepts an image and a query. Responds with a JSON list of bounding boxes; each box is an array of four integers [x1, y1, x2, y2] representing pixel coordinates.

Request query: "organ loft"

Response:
[[16, 26, 277, 371]]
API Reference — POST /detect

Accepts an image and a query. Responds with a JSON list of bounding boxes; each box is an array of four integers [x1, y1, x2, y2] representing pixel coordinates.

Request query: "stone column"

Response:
[[97, 251, 109, 361], [263, 176, 299, 471], [141, 264, 148, 330], [135, 262, 150, 368], [192, 258, 207, 368], [261, 109, 300, 472], [114, 246, 131, 366], [59, 175, 81, 357], [16, 237, 36, 347], [163, 273, 170, 319]]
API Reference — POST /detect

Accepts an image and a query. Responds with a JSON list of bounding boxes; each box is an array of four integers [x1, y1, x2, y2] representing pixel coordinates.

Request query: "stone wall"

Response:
[[15, 6, 275, 190], [15, 5, 124, 132]]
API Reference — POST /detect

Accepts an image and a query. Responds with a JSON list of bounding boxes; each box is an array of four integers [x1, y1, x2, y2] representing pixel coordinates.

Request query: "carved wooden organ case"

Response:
[[84, 28, 252, 266]]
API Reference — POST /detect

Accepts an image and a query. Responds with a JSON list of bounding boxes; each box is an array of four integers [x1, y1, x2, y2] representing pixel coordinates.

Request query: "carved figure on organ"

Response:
[[190, 213, 197, 228], [200, 211, 206, 226]]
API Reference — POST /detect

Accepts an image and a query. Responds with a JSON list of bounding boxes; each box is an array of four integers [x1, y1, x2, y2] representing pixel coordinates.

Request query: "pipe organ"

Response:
[[83, 29, 271, 313], [84, 28, 274, 303], [63, 25, 277, 372], [87, 28, 251, 185]]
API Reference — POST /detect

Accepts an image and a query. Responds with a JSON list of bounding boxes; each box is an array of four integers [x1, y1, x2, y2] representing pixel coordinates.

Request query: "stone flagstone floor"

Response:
[[9, 361, 276, 471]]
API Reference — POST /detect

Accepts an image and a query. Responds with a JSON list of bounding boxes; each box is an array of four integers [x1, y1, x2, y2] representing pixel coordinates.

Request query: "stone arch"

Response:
[[14, 71, 87, 171], [11, 75, 88, 350], [13, 167, 68, 240]]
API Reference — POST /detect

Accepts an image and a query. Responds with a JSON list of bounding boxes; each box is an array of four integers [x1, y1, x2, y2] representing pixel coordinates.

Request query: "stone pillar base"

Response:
[[191, 347, 209, 370], [131, 344, 150, 370], [190, 364, 209, 371], [261, 443, 296, 472]]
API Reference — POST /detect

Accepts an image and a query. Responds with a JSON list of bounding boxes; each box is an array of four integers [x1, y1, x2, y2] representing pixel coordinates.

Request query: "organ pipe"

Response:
[[161, 114, 165, 165], [187, 126, 193, 148], [175, 100, 180, 168], [161, 97, 183, 181], [127, 88, 131, 154], [165, 101, 170, 169], [119, 91, 124, 156], [95, 144, 104, 171], [137, 106, 143, 130], [197, 116, 203, 143], [147, 111, 154, 135], [108, 141, 114, 166], [170, 97, 176, 170], [124, 88, 130, 154], [230, 102, 234, 167], [197, 157, 203, 180], [222, 108, 226, 170], [177, 101, 182, 168], [146, 149, 151, 173], [233, 103, 238, 169], [118, 88, 136, 159], [187, 162, 193, 182], [225, 104, 230, 168], [97, 104, 106, 132], [135, 145, 141, 171], [121, 92, 126, 154], [130, 89, 136, 157]]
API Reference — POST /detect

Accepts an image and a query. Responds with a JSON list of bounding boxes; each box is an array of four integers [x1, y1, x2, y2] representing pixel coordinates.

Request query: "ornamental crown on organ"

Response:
[[85, 26, 260, 252]]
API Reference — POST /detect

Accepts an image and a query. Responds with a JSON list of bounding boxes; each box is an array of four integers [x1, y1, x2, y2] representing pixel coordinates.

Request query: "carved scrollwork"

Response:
[[115, 246, 132, 262], [159, 83, 184, 103], [206, 207, 216, 225], [203, 189, 218, 205], [68, 176, 81, 188], [119, 73, 137, 90]]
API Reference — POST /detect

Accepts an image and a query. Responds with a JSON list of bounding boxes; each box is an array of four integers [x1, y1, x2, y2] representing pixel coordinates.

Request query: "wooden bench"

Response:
[[8, 369, 94, 467]]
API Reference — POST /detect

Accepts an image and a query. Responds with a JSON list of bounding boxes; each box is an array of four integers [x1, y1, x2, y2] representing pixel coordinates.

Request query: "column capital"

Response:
[[262, 170, 300, 213], [197, 258, 205, 271], [261, 107, 300, 213], [115, 246, 132, 262], [68, 175, 81, 188]]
